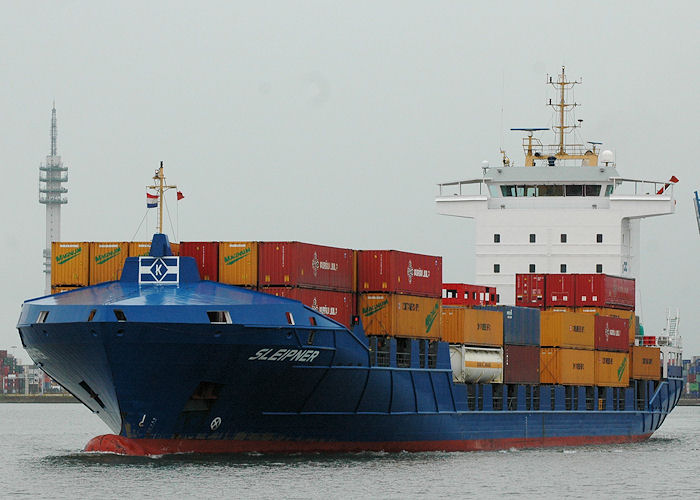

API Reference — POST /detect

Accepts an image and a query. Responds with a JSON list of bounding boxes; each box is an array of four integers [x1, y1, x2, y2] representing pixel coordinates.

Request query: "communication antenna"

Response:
[[547, 66, 582, 155]]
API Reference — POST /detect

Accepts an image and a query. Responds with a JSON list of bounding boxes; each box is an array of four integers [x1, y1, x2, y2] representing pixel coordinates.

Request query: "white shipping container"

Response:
[[449, 345, 503, 384]]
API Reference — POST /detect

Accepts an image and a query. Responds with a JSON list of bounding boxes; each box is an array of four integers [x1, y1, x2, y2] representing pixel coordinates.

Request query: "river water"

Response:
[[0, 403, 698, 498]]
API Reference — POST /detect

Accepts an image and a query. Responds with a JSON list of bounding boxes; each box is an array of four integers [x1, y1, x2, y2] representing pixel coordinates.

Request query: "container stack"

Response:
[[89, 242, 129, 285], [516, 272, 659, 386], [218, 242, 258, 288], [357, 250, 442, 339], [179, 242, 219, 281], [258, 242, 356, 329], [683, 358, 700, 398], [442, 283, 497, 306]]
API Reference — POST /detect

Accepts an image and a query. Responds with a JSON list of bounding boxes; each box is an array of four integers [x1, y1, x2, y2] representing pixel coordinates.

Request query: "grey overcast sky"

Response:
[[1, 1, 699, 359]]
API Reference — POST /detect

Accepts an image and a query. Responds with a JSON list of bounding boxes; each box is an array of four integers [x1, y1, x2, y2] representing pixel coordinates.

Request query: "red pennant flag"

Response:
[[177, 191, 184, 201], [657, 175, 679, 195]]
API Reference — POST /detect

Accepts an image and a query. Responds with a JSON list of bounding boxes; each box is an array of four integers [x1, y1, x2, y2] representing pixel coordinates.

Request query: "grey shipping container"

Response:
[[477, 305, 540, 346]]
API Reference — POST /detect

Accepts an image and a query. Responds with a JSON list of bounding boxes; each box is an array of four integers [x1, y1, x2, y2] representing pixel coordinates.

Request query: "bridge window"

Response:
[[529, 264, 536, 273], [596, 264, 603, 273], [605, 185, 614, 196], [596, 233, 603, 243], [560, 264, 567, 273], [585, 185, 602, 196], [493, 264, 501, 273], [529, 234, 536, 243], [494, 233, 501, 243], [560, 233, 567, 243], [565, 185, 584, 196]]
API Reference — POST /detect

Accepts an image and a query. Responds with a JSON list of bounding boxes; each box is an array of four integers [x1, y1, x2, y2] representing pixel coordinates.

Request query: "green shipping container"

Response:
[[689, 382, 699, 392]]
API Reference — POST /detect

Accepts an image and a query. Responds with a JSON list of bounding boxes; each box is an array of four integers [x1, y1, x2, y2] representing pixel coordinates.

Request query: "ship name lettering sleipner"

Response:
[[248, 348, 320, 363]]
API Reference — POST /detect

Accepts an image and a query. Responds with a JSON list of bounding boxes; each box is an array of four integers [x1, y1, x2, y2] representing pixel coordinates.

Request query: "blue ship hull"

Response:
[[17, 250, 683, 455]]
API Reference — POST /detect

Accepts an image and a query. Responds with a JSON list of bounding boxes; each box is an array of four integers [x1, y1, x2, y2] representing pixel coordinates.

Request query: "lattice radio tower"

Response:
[[39, 103, 68, 294]]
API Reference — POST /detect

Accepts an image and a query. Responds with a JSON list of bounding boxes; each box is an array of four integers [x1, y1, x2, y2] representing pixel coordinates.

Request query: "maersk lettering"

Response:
[[56, 247, 82, 265], [95, 247, 122, 265], [224, 247, 251, 265], [363, 299, 389, 317], [248, 348, 320, 363]]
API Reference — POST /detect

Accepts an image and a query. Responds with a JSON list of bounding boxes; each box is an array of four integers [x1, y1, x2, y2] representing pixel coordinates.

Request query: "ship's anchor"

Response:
[[210, 417, 222, 431]]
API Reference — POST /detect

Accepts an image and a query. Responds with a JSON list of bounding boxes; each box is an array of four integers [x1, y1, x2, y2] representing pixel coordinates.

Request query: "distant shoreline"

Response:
[[0, 394, 78, 403]]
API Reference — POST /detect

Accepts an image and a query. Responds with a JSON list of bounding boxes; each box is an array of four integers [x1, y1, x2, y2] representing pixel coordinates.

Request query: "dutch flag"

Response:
[[147, 193, 158, 208]]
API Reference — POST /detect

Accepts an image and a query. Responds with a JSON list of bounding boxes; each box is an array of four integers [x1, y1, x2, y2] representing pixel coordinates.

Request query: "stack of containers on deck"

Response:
[[516, 273, 654, 386], [357, 250, 442, 339], [476, 305, 541, 384], [258, 242, 355, 329], [442, 283, 498, 306], [51, 242, 90, 294]]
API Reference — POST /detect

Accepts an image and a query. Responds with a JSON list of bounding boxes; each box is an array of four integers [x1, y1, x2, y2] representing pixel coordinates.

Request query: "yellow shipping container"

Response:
[[441, 306, 503, 346], [89, 242, 129, 284], [630, 346, 661, 381], [51, 242, 90, 286], [540, 311, 595, 349], [595, 351, 629, 387], [577, 307, 636, 345], [128, 241, 180, 257], [218, 242, 258, 286], [540, 348, 595, 385], [51, 286, 80, 294], [359, 293, 441, 339]]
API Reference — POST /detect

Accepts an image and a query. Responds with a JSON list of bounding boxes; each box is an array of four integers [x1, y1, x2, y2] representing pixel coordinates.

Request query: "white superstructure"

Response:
[[435, 68, 677, 308], [39, 104, 68, 294]]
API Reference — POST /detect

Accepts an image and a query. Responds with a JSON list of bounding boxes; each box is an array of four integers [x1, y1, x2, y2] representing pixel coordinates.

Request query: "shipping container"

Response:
[[449, 345, 503, 383], [128, 241, 180, 257], [503, 345, 540, 384], [575, 274, 635, 310], [89, 242, 129, 284], [441, 306, 503, 346], [688, 382, 699, 392], [594, 351, 630, 387], [689, 374, 697, 383], [515, 273, 545, 308], [357, 250, 442, 297], [540, 348, 595, 385], [630, 346, 661, 380], [261, 287, 354, 329], [179, 242, 219, 281], [358, 293, 441, 339], [540, 311, 595, 349], [577, 307, 636, 345], [51, 286, 80, 294], [545, 274, 577, 307], [594, 315, 630, 352], [259, 242, 354, 291], [478, 305, 540, 346], [218, 242, 258, 287], [51, 242, 90, 286], [442, 283, 497, 306]]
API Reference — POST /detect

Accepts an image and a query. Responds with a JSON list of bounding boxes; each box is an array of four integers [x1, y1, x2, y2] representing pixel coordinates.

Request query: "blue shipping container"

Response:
[[477, 305, 540, 346], [668, 365, 683, 378]]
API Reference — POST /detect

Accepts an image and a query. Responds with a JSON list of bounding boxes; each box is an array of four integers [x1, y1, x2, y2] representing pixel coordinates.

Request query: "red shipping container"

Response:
[[358, 250, 442, 297], [179, 242, 219, 281], [258, 242, 354, 291], [545, 274, 576, 308], [688, 374, 697, 383], [515, 274, 545, 308], [575, 274, 635, 310], [261, 287, 354, 329], [642, 336, 657, 346], [503, 345, 540, 384], [594, 315, 630, 352], [442, 283, 497, 306]]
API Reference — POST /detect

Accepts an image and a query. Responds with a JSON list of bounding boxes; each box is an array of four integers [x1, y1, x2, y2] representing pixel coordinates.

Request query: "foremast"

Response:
[[147, 162, 177, 235]]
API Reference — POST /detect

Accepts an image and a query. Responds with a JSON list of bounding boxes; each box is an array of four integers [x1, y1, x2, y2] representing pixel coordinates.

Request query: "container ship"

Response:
[[17, 68, 683, 456]]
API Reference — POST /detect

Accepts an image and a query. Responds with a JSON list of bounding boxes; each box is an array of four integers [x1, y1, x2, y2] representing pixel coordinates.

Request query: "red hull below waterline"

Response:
[[84, 433, 653, 457]]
